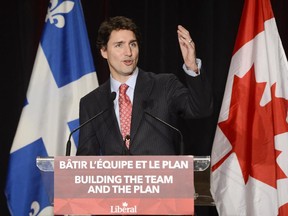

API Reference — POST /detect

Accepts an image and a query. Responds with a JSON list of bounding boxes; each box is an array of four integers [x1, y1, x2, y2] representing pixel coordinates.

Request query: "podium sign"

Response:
[[54, 155, 194, 215]]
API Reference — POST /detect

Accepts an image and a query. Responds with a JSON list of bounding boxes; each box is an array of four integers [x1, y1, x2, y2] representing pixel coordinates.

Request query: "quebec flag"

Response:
[[5, 0, 98, 215]]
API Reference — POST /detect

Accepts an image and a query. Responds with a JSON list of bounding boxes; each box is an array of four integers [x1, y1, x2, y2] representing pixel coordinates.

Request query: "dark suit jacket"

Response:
[[76, 68, 213, 156]]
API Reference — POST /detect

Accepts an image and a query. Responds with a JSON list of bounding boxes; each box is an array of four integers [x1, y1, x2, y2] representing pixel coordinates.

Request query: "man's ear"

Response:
[[100, 48, 108, 59]]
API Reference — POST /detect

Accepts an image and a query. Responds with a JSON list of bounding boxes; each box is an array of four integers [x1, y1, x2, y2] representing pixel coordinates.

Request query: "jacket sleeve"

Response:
[[167, 71, 213, 119]]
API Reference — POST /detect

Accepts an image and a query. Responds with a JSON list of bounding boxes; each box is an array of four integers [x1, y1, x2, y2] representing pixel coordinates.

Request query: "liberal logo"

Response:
[[110, 201, 137, 214]]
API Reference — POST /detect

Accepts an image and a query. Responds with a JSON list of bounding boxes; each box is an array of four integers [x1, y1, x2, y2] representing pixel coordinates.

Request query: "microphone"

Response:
[[144, 111, 184, 155], [65, 92, 116, 156], [122, 135, 132, 155]]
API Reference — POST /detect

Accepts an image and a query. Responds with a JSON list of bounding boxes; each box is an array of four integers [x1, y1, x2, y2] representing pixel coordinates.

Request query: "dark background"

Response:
[[1, 0, 287, 215]]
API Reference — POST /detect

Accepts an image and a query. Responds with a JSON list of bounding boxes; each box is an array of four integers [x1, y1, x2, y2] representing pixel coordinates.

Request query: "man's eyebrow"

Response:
[[112, 40, 137, 45], [113, 41, 124, 44]]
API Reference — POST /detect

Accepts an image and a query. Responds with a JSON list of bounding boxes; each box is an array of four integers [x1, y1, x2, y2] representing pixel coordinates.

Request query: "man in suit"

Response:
[[76, 16, 213, 156]]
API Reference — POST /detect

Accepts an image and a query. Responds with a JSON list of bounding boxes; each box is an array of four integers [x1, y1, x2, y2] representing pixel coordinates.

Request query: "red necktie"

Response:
[[119, 84, 132, 148]]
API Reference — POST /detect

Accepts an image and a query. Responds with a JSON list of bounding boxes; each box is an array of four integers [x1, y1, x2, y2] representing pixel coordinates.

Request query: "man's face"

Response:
[[101, 29, 139, 82]]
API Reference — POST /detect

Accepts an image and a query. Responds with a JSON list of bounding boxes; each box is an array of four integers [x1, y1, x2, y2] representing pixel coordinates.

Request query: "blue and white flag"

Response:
[[5, 0, 98, 215]]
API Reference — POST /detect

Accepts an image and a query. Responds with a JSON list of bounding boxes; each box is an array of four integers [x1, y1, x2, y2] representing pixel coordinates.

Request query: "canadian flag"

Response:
[[210, 0, 288, 215]]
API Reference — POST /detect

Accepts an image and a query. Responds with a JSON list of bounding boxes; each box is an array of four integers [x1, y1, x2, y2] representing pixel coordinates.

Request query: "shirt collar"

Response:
[[110, 67, 139, 93]]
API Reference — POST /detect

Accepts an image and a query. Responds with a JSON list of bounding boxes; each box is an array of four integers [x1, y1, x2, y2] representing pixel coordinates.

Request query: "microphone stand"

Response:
[[65, 92, 116, 156], [144, 111, 184, 155]]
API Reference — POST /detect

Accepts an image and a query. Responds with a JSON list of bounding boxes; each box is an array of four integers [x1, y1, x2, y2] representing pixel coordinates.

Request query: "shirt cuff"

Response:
[[183, 58, 202, 77]]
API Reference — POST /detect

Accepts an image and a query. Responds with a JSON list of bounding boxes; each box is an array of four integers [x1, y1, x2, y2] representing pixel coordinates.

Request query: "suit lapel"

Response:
[[130, 70, 154, 145], [98, 82, 123, 144]]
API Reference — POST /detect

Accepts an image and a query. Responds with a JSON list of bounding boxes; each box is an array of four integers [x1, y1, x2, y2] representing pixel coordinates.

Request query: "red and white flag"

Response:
[[210, 0, 288, 215]]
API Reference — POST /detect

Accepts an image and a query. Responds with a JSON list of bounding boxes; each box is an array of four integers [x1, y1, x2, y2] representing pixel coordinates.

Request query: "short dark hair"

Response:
[[96, 16, 141, 50]]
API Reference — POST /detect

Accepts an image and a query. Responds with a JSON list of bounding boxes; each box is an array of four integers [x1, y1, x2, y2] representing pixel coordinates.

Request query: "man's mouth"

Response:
[[123, 60, 133, 66]]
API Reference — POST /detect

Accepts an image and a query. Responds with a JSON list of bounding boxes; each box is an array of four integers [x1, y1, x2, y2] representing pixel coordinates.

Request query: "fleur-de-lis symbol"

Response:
[[45, 0, 74, 28], [29, 201, 53, 216]]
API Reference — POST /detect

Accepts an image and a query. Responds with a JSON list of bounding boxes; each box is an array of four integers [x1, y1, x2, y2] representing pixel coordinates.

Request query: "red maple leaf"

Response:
[[217, 65, 288, 188]]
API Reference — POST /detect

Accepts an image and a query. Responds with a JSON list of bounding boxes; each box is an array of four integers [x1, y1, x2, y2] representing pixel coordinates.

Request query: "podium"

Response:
[[193, 156, 215, 206], [37, 155, 214, 214]]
